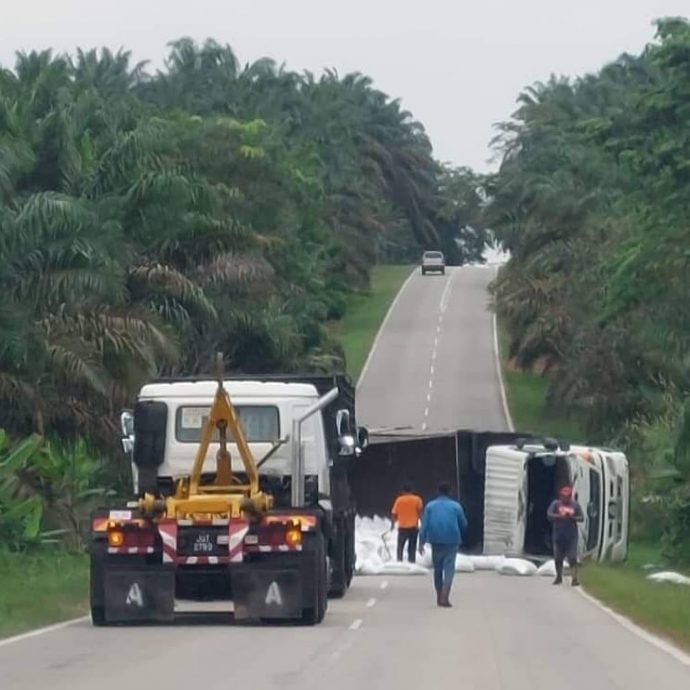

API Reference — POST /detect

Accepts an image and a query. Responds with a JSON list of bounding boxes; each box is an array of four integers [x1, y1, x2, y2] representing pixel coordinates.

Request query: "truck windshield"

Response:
[[175, 405, 280, 443], [424, 252, 443, 259]]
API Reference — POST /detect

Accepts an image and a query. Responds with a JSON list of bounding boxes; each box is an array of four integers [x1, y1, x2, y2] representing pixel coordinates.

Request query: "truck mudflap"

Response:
[[232, 567, 303, 620], [104, 568, 175, 623]]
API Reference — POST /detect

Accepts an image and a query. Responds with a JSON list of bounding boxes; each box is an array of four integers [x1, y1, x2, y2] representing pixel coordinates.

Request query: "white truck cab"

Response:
[[124, 380, 332, 497], [483, 439, 629, 562]]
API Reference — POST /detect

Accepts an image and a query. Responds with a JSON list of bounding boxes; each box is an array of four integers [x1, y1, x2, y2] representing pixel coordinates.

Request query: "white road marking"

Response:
[[349, 618, 363, 630], [434, 336, 438, 348], [439, 270, 454, 313], [430, 365, 434, 375], [491, 304, 514, 432], [366, 598, 377, 608], [422, 422, 427, 431], [380, 581, 389, 590], [0, 616, 89, 648], [357, 268, 416, 390], [428, 380, 433, 389], [424, 407, 429, 417], [432, 350, 437, 361], [426, 393, 431, 402]]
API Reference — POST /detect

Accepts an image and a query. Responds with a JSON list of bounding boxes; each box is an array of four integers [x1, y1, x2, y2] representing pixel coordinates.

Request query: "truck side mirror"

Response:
[[120, 410, 134, 455]]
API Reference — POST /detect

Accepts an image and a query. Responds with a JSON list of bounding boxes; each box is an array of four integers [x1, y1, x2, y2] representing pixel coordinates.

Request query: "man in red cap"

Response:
[[547, 485, 584, 586]]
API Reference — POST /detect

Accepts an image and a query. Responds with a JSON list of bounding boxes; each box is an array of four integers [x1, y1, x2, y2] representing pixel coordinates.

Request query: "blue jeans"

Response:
[[431, 544, 457, 591]]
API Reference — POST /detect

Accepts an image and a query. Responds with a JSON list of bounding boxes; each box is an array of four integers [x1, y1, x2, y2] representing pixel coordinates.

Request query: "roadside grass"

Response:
[[0, 550, 89, 639], [580, 543, 690, 651], [497, 317, 690, 651], [497, 324, 585, 440], [330, 265, 412, 380]]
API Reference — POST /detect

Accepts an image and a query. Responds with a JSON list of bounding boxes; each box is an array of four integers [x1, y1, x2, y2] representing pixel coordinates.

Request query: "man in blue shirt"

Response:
[[419, 482, 468, 608]]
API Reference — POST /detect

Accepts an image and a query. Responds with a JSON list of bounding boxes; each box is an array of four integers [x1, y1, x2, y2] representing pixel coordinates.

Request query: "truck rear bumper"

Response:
[[99, 560, 312, 623]]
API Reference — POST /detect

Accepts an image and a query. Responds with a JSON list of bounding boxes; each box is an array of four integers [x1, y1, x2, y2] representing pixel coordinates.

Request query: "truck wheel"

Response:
[[91, 605, 106, 626], [441, 267, 445, 275], [421, 268, 426, 275], [345, 517, 355, 587], [301, 533, 327, 625], [89, 552, 109, 627]]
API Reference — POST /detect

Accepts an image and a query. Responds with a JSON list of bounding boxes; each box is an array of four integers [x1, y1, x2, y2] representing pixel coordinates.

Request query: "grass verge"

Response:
[[330, 265, 412, 379], [497, 322, 585, 439], [580, 543, 690, 651], [0, 550, 89, 639], [497, 317, 690, 651]]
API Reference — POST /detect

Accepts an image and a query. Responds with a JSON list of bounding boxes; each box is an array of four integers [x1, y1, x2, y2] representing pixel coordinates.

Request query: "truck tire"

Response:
[[301, 532, 327, 625], [89, 552, 108, 627], [421, 267, 426, 275], [345, 516, 355, 587], [91, 605, 106, 626]]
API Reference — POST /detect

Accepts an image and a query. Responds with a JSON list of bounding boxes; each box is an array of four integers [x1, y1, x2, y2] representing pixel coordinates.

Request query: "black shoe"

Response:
[[553, 576, 563, 585], [571, 577, 580, 587]]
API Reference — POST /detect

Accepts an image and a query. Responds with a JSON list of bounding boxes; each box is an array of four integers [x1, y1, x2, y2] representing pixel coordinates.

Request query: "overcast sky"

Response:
[[1, 1, 688, 171]]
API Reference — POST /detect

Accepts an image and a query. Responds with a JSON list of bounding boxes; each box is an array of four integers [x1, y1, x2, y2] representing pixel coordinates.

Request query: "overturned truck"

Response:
[[352, 430, 629, 563]]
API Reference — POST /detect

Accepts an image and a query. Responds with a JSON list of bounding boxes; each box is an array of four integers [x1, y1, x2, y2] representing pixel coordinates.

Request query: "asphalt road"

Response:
[[3, 264, 689, 689], [357, 265, 508, 433]]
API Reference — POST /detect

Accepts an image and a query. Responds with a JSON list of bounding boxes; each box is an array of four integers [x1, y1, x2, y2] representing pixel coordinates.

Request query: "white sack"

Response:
[[468, 555, 505, 571], [497, 558, 538, 577], [417, 544, 433, 569], [647, 571, 690, 586], [536, 560, 571, 577], [381, 561, 428, 576], [357, 553, 385, 575], [455, 553, 476, 573]]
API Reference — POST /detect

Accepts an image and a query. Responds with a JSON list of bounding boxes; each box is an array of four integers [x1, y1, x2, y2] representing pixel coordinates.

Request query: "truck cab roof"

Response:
[[139, 380, 320, 400]]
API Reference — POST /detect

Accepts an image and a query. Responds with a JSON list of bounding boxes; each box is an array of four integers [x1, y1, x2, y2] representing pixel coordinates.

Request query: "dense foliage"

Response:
[[0, 40, 489, 547], [0, 39, 487, 451], [488, 18, 690, 561]]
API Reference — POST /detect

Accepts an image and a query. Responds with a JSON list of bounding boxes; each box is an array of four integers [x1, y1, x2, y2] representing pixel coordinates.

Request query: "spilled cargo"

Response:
[[352, 430, 629, 563]]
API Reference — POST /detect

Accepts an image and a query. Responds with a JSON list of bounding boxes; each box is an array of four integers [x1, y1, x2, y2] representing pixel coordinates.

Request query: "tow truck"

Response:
[[89, 355, 367, 625]]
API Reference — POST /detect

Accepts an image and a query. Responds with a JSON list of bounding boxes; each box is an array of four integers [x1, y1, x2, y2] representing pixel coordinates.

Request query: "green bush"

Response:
[[0, 431, 109, 551], [662, 485, 690, 565]]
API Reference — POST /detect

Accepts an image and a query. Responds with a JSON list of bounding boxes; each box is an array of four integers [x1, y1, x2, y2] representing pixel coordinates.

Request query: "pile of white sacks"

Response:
[[355, 515, 557, 578]]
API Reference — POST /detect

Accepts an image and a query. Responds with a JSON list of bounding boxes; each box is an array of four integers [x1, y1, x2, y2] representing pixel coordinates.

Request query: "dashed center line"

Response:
[[380, 580, 389, 590], [365, 598, 377, 608], [349, 618, 363, 630]]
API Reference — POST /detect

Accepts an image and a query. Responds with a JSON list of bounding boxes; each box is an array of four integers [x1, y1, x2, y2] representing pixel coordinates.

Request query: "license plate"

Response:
[[193, 533, 214, 553]]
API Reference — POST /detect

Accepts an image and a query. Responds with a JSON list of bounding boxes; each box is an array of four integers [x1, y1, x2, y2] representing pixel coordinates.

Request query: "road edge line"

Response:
[[576, 588, 690, 667], [356, 267, 415, 391], [491, 272, 514, 432], [0, 616, 89, 648]]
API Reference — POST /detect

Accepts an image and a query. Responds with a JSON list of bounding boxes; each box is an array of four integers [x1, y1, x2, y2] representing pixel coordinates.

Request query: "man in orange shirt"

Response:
[[391, 484, 424, 563]]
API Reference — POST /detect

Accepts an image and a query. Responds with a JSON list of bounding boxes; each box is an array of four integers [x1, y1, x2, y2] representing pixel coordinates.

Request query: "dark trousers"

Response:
[[431, 544, 457, 592], [397, 527, 419, 563], [554, 537, 578, 577]]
